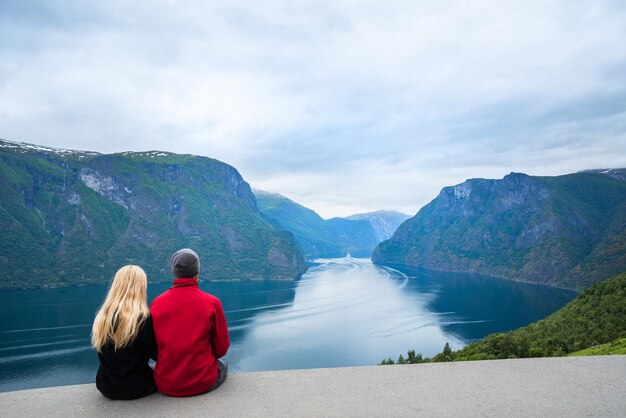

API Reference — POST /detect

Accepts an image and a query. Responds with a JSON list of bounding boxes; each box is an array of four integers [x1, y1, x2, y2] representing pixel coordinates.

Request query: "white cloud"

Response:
[[1, 0, 626, 217]]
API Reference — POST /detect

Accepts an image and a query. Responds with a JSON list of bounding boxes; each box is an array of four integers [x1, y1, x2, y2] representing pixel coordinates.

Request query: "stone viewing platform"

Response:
[[1, 356, 625, 417]]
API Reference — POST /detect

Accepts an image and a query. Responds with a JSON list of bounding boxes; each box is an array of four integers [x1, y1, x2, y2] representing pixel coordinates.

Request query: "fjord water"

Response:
[[0, 258, 576, 392]]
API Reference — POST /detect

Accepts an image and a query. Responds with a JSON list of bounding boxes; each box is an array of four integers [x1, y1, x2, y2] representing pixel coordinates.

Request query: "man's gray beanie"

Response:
[[171, 248, 200, 278]]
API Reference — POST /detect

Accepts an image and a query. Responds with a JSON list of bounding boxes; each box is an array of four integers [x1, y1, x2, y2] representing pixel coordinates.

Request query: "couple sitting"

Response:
[[91, 248, 230, 399]]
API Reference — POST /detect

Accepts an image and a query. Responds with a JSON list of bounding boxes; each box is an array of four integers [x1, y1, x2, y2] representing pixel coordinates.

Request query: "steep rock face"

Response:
[[0, 140, 307, 289], [254, 190, 378, 258], [372, 171, 626, 289], [346, 210, 411, 242]]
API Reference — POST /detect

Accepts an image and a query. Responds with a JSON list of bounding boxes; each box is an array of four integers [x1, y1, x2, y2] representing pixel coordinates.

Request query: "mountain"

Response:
[[0, 139, 307, 289], [372, 170, 626, 290], [254, 190, 378, 258], [383, 271, 626, 364], [346, 210, 411, 242]]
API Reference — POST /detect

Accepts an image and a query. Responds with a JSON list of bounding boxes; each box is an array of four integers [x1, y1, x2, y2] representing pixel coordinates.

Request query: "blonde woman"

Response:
[[92, 265, 158, 400]]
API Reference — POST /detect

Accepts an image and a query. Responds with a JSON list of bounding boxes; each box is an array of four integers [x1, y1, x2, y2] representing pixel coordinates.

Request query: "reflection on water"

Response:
[[0, 258, 576, 392], [392, 264, 578, 341], [228, 258, 459, 371]]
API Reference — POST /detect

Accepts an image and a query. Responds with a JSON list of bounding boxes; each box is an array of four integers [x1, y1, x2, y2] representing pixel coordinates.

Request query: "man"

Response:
[[150, 248, 230, 397]]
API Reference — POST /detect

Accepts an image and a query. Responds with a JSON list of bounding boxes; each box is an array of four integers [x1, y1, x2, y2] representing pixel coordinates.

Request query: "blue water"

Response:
[[0, 258, 576, 392]]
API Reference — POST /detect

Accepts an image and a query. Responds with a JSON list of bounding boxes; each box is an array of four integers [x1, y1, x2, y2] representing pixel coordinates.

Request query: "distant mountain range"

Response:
[[254, 190, 409, 258], [5, 138, 624, 292], [373, 170, 626, 290], [346, 211, 411, 242], [0, 139, 307, 289]]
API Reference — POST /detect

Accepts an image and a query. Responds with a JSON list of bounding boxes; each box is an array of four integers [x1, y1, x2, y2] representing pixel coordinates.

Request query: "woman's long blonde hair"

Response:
[[91, 265, 150, 353]]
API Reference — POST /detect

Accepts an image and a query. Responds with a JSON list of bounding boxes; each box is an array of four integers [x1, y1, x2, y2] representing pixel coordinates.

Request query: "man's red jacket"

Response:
[[150, 278, 230, 397]]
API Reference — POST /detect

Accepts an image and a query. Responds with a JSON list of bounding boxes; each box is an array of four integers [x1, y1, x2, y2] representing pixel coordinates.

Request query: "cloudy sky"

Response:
[[2, 1, 626, 217]]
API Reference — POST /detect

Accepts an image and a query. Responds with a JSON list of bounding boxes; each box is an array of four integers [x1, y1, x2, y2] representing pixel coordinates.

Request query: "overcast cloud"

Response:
[[1, 0, 626, 217]]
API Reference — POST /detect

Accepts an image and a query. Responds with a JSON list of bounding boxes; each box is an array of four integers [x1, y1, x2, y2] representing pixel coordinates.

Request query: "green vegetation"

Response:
[[0, 140, 307, 289], [568, 338, 626, 356], [381, 272, 626, 365], [254, 190, 378, 258], [373, 170, 626, 290]]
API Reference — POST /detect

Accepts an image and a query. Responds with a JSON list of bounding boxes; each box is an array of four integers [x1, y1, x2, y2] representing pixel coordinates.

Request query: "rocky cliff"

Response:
[[372, 170, 626, 289], [0, 139, 307, 289]]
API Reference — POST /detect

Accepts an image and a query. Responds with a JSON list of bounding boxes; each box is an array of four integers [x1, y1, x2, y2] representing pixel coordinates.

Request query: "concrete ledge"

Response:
[[1, 356, 625, 417]]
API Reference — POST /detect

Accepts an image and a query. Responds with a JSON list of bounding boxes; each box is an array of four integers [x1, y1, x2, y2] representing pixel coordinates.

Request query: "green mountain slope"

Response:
[[382, 271, 626, 364], [0, 140, 307, 289], [373, 170, 626, 289], [569, 338, 626, 356], [254, 190, 378, 258], [452, 272, 626, 360]]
